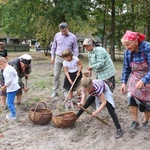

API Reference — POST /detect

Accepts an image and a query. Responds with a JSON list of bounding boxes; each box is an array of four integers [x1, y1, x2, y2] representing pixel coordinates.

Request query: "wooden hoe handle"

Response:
[[73, 101, 110, 126]]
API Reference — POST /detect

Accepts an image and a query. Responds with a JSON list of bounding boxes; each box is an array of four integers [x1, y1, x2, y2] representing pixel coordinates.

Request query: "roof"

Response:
[[75, 33, 101, 42]]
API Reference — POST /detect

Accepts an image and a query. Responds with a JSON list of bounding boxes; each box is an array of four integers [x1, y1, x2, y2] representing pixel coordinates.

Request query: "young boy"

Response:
[[76, 77, 123, 139], [0, 57, 20, 119]]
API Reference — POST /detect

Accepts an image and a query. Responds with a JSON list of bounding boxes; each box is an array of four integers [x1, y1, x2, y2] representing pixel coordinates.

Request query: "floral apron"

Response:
[[129, 53, 150, 102]]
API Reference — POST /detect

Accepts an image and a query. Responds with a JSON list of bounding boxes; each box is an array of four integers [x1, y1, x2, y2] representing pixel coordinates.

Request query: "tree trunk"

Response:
[[102, 0, 106, 47], [147, 17, 150, 42], [109, 0, 116, 61]]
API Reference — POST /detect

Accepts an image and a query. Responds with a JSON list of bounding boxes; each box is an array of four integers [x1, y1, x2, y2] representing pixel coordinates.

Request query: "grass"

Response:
[[4, 51, 124, 107]]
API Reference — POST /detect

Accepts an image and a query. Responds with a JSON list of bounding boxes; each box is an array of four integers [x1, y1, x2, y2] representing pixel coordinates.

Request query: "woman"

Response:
[[83, 38, 115, 92], [120, 30, 150, 130], [9, 54, 32, 105]]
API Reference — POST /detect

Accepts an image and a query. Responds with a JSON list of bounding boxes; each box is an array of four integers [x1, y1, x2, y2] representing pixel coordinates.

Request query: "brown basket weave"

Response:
[[52, 111, 77, 128], [29, 102, 52, 125]]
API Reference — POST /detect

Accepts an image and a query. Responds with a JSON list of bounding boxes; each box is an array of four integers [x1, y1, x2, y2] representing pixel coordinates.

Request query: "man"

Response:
[[50, 22, 78, 98], [9, 54, 32, 104]]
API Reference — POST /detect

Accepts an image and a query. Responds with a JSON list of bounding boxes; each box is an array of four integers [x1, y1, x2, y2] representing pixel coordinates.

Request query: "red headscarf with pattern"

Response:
[[122, 30, 146, 42]]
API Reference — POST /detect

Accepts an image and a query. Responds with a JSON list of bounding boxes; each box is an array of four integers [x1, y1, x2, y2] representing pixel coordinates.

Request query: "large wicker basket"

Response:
[[52, 111, 77, 128], [29, 102, 52, 125]]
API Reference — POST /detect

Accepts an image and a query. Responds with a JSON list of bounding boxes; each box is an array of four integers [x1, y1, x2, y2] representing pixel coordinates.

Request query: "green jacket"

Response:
[[88, 47, 115, 80]]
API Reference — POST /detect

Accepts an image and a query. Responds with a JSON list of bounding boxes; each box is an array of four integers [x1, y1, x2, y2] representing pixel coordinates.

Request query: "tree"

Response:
[[0, 0, 94, 46]]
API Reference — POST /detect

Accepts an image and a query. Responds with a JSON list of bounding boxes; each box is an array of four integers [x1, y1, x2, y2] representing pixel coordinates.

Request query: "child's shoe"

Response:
[[77, 96, 81, 102], [142, 121, 149, 129], [65, 99, 74, 110], [3, 106, 8, 111], [67, 99, 71, 108], [6, 114, 17, 120], [6, 113, 11, 118], [115, 129, 123, 139]]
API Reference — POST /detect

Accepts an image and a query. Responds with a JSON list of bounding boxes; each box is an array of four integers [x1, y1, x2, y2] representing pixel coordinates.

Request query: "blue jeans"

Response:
[[6, 90, 18, 116]]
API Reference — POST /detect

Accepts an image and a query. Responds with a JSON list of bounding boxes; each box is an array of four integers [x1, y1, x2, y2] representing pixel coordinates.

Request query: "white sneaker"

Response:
[[6, 113, 11, 118], [50, 93, 58, 98], [6, 114, 17, 120]]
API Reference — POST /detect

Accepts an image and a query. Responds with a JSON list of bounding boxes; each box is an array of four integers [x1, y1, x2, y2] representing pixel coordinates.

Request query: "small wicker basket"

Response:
[[29, 102, 52, 125], [52, 111, 77, 128]]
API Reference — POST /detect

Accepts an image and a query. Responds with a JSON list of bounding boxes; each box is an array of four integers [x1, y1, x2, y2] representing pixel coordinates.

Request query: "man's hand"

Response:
[[51, 58, 54, 64]]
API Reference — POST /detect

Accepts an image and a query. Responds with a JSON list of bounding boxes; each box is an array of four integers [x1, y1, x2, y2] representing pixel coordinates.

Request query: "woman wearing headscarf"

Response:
[[120, 30, 150, 130], [83, 38, 115, 92], [9, 54, 32, 105]]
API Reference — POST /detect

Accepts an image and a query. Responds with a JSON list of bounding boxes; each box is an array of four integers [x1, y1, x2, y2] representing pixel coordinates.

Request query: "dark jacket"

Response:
[[9, 58, 31, 88]]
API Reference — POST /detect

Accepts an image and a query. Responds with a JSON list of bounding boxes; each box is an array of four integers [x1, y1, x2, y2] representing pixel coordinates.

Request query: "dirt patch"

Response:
[[0, 51, 150, 150]]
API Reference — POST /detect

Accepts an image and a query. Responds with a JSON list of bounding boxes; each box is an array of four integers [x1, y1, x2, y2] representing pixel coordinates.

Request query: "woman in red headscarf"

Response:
[[120, 30, 150, 130]]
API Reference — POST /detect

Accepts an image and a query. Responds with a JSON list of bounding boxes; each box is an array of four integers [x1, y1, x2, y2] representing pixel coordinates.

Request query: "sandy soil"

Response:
[[0, 51, 150, 150]]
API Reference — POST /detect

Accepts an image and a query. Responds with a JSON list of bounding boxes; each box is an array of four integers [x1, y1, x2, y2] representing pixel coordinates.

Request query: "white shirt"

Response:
[[63, 56, 79, 73], [3, 65, 20, 92]]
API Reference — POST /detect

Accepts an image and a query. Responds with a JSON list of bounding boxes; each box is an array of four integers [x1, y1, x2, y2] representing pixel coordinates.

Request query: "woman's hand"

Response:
[[25, 74, 29, 79], [86, 67, 92, 71], [120, 83, 126, 94], [23, 87, 28, 93], [135, 80, 144, 89]]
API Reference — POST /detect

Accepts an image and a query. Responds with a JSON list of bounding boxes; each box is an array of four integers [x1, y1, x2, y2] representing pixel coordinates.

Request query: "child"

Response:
[[0, 57, 20, 119], [76, 77, 123, 139], [0, 42, 8, 111], [62, 49, 83, 100], [76, 71, 91, 102]]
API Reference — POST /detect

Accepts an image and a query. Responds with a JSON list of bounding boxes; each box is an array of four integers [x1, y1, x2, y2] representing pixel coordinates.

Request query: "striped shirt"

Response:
[[122, 41, 150, 84], [86, 79, 115, 107], [89, 80, 105, 96]]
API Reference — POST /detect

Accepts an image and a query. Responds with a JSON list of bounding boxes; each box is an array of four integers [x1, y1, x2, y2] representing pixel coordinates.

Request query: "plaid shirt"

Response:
[[88, 47, 115, 80], [122, 41, 150, 84]]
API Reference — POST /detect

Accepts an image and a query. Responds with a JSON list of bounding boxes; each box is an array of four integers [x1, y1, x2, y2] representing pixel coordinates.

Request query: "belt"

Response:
[[56, 54, 62, 57]]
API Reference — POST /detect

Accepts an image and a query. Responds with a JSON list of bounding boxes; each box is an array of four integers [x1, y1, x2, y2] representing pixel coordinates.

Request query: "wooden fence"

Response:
[[5, 44, 30, 52]]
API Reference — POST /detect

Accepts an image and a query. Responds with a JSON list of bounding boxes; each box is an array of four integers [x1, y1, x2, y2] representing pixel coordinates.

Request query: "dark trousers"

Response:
[[76, 95, 121, 130]]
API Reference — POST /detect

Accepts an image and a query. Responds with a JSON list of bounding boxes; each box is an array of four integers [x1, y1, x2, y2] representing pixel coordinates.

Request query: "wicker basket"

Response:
[[52, 111, 77, 128], [29, 102, 52, 125]]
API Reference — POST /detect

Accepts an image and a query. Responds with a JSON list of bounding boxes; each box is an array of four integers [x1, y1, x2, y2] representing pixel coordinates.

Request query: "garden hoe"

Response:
[[63, 76, 78, 111], [24, 78, 28, 102], [73, 101, 111, 126]]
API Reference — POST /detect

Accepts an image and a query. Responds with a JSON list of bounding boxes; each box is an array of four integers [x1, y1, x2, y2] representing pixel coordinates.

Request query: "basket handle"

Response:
[[33, 102, 48, 113]]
